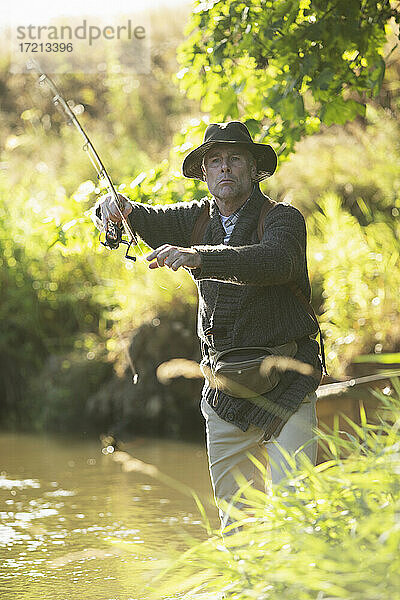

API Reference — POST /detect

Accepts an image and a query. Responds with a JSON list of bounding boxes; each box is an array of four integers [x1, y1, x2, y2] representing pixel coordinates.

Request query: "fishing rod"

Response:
[[316, 369, 400, 398], [27, 59, 137, 261], [27, 59, 140, 383]]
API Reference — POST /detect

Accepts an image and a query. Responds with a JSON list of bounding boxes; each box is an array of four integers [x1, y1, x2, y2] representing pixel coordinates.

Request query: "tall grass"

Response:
[[112, 381, 400, 599]]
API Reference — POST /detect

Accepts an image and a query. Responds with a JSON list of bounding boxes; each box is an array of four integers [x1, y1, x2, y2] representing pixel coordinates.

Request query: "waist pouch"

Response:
[[201, 341, 298, 399]]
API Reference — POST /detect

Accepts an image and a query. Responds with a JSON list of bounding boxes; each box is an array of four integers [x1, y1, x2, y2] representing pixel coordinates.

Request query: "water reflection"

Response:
[[0, 433, 217, 600]]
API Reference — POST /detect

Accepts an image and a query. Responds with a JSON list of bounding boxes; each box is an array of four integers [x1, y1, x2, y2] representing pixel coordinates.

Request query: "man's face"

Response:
[[202, 143, 256, 206]]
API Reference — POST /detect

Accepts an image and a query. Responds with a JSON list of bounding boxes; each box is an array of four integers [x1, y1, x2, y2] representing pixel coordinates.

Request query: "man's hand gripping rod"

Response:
[[27, 59, 137, 260]]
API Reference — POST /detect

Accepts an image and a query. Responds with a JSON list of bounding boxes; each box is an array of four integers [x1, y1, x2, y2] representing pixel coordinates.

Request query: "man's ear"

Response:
[[247, 153, 257, 180]]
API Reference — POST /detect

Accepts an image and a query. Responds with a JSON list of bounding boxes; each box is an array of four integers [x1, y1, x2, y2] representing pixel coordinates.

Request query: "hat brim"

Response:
[[182, 140, 277, 182]]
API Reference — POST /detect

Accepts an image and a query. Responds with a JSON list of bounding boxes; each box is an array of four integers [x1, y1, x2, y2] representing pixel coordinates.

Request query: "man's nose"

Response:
[[221, 157, 231, 171]]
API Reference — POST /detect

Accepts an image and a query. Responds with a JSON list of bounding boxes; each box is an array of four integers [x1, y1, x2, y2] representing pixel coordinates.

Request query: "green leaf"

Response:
[[213, 38, 228, 65], [212, 87, 239, 119], [367, 57, 386, 97], [313, 68, 335, 91], [273, 92, 305, 122], [244, 118, 261, 137], [48, 226, 67, 249], [320, 97, 366, 126]]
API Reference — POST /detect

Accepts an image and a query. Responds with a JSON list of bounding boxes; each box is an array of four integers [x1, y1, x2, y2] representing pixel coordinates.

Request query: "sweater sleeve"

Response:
[[192, 205, 306, 286], [126, 199, 205, 250]]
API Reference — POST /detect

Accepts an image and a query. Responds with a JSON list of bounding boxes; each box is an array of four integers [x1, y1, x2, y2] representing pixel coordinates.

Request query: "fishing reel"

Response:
[[101, 221, 136, 261]]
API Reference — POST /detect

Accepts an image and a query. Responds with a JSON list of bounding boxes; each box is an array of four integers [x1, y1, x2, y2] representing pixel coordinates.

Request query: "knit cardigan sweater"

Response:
[[127, 185, 322, 440]]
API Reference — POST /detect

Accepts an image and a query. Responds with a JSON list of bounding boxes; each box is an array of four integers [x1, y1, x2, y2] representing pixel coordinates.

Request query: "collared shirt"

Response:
[[219, 198, 250, 244]]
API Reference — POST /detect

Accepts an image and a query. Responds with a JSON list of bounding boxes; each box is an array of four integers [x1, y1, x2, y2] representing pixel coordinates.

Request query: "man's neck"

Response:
[[215, 198, 246, 217], [214, 186, 256, 216]]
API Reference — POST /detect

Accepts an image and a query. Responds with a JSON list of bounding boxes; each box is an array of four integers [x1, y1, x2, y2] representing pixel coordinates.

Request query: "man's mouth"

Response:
[[219, 179, 235, 183]]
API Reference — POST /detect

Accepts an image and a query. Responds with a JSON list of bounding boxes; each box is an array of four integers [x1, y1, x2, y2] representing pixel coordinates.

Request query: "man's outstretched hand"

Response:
[[146, 244, 201, 271]]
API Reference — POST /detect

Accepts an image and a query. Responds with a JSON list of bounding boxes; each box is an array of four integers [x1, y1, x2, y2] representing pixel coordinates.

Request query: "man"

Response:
[[97, 121, 323, 530]]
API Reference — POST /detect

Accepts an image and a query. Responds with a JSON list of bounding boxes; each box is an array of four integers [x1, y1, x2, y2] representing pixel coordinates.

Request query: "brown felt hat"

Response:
[[182, 121, 277, 182]]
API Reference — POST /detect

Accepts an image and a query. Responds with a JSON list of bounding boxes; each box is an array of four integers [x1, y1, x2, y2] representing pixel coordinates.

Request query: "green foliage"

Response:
[[0, 159, 199, 430], [0, 170, 109, 427], [308, 193, 400, 375], [267, 106, 400, 220], [177, 0, 399, 156], [130, 380, 400, 599]]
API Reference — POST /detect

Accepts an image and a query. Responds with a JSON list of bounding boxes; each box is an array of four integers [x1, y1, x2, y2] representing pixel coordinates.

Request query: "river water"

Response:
[[0, 433, 218, 600]]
